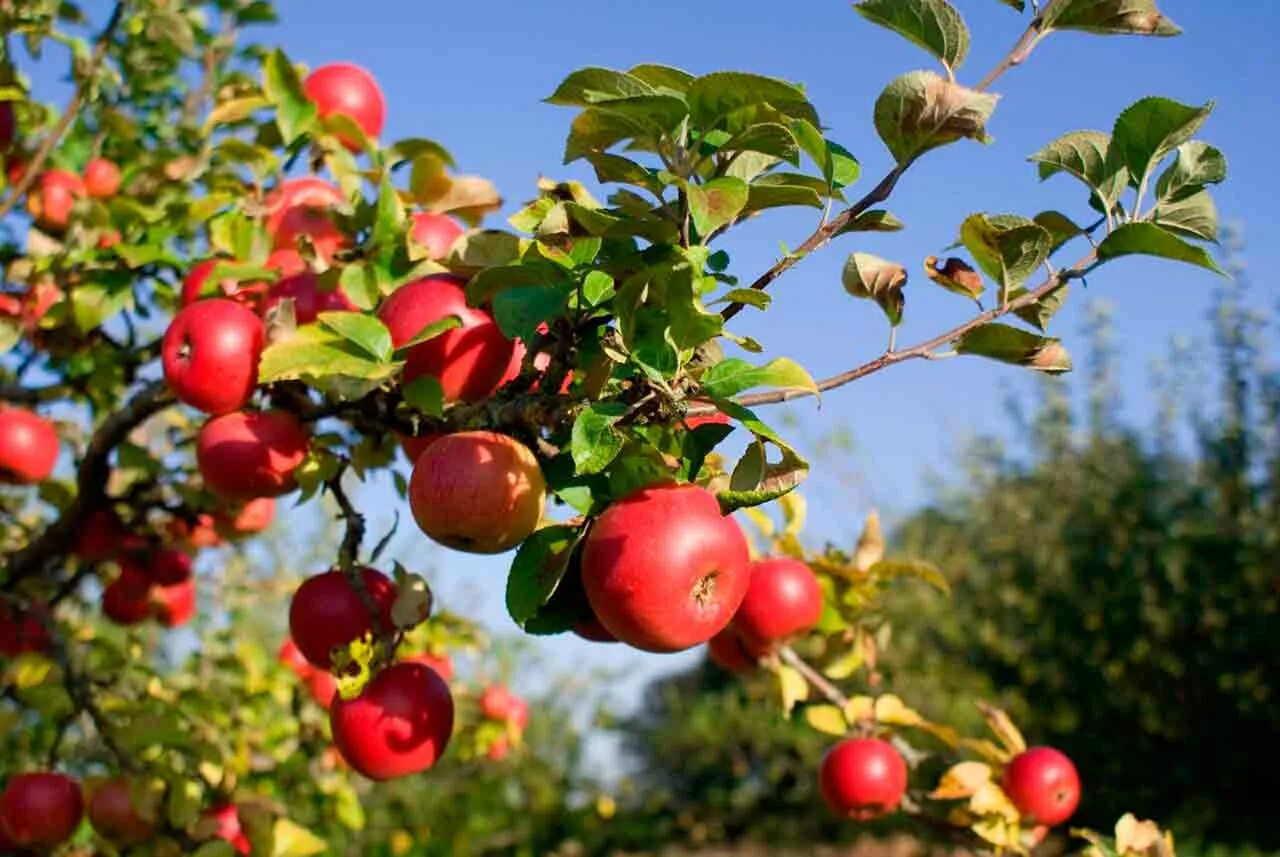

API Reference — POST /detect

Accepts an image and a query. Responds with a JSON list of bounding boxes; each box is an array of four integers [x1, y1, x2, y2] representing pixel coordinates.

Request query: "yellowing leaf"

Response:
[[977, 701, 1027, 755], [958, 736, 1011, 763], [8, 652, 56, 689], [1116, 813, 1176, 857], [853, 511, 885, 572], [742, 505, 775, 539], [272, 818, 327, 857], [803, 704, 848, 736], [822, 643, 864, 680], [874, 694, 923, 726], [776, 665, 809, 715], [972, 814, 1027, 853], [844, 695, 875, 723], [389, 831, 413, 856], [390, 574, 433, 630], [969, 781, 1020, 823], [931, 761, 992, 800], [780, 491, 807, 538]]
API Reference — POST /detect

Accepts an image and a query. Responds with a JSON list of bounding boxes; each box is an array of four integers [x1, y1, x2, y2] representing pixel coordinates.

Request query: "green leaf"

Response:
[[581, 271, 615, 305], [701, 357, 818, 399], [584, 152, 665, 197], [318, 312, 392, 361], [0, 317, 20, 355], [954, 323, 1072, 373], [505, 525, 583, 628], [371, 178, 406, 251], [492, 285, 570, 342], [853, 0, 971, 71], [1152, 190, 1218, 242], [1033, 210, 1087, 252], [995, 0, 1025, 10], [1043, 0, 1181, 36], [1029, 130, 1127, 212], [259, 325, 399, 386], [1096, 222, 1224, 274], [590, 95, 689, 132], [261, 48, 316, 144], [546, 67, 655, 106], [867, 559, 952, 594], [191, 843, 236, 857], [874, 70, 997, 165], [713, 289, 771, 310], [384, 137, 455, 169], [570, 403, 629, 475], [744, 182, 823, 214], [842, 252, 908, 326], [840, 209, 906, 234], [627, 63, 695, 92], [204, 95, 269, 129], [718, 123, 800, 164], [391, 315, 461, 357], [1112, 97, 1214, 192], [271, 818, 327, 857], [687, 177, 749, 238], [563, 109, 650, 163], [1155, 141, 1227, 202], [402, 376, 444, 418], [720, 438, 810, 512], [959, 213, 1053, 294], [687, 72, 819, 129], [1010, 282, 1069, 331], [338, 263, 380, 311]]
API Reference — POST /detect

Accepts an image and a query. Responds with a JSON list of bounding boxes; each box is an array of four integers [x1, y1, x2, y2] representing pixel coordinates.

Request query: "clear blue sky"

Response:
[[21, 2, 1280, 726]]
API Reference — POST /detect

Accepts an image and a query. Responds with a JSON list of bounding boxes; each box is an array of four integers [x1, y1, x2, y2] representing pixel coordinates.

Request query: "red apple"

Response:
[[74, 508, 128, 561], [260, 269, 355, 325], [580, 482, 749, 653], [202, 803, 250, 855], [152, 577, 196, 628], [399, 431, 441, 463], [0, 406, 58, 484], [0, 772, 83, 848], [166, 513, 223, 550], [479, 685, 515, 722], [214, 497, 275, 538], [410, 212, 463, 260], [486, 735, 510, 761], [147, 549, 192, 586], [405, 652, 453, 682], [83, 157, 121, 198], [508, 696, 529, 732], [263, 177, 346, 258], [97, 229, 121, 249], [1001, 746, 1081, 827], [196, 409, 309, 499], [330, 661, 454, 780], [377, 275, 518, 402], [5, 154, 28, 186], [573, 614, 618, 643], [162, 298, 265, 415], [26, 169, 83, 232], [707, 627, 767, 673], [819, 738, 908, 820], [181, 258, 265, 307], [408, 431, 546, 554], [288, 568, 397, 669], [732, 556, 823, 648], [0, 601, 51, 657], [278, 638, 312, 677], [304, 668, 338, 708], [88, 778, 154, 844], [101, 562, 153, 626], [0, 101, 14, 151], [304, 63, 386, 148]]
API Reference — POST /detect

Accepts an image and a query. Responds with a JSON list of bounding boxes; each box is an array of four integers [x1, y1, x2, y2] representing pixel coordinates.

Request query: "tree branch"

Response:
[[0, 2, 126, 219], [779, 645, 850, 709], [3, 380, 172, 584], [181, 12, 235, 125]]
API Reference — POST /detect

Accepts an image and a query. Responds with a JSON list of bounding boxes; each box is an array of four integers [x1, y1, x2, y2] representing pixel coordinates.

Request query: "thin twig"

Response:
[[974, 3, 1057, 93], [779, 645, 850, 709], [181, 12, 235, 125], [0, 2, 126, 219]]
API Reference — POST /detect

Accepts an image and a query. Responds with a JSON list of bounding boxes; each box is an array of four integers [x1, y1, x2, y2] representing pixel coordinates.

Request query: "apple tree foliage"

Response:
[[0, 0, 1227, 854]]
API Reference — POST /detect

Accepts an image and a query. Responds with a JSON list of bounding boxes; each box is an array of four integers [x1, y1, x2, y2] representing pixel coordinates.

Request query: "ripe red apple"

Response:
[[405, 652, 453, 682], [74, 508, 128, 561], [819, 737, 908, 820], [101, 562, 153, 626], [410, 212, 463, 260], [288, 567, 397, 669], [83, 157, 121, 198], [707, 627, 767, 673], [260, 269, 355, 326], [146, 548, 192, 585], [508, 696, 529, 732], [202, 803, 250, 855], [1001, 746, 1081, 827], [278, 638, 312, 676], [573, 614, 618, 643], [398, 431, 441, 463], [152, 577, 196, 627], [0, 601, 51, 657], [0, 101, 14, 151], [304, 668, 338, 708], [377, 275, 518, 402], [304, 63, 386, 148], [5, 154, 28, 186], [581, 482, 749, 652], [0, 406, 59, 484], [97, 229, 121, 249], [263, 177, 346, 258], [88, 778, 154, 844], [26, 169, 83, 232], [0, 772, 83, 848], [486, 735, 510, 762], [408, 431, 546, 554], [166, 513, 223, 550], [196, 409, 309, 499], [479, 685, 515, 721], [214, 497, 275, 538], [330, 661, 454, 780], [162, 298, 265, 415], [732, 556, 823, 648]]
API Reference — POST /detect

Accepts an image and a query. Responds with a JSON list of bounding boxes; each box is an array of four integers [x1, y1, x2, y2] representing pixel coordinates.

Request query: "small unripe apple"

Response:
[[152, 577, 196, 628], [1001, 746, 1081, 827], [707, 627, 767, 673], [408, 431, 546, 554], [0, 600, 52, 657], [196, 409, 309, 499], [264, 177, 347, 258], [0, 771, 83, 848], [330, 661, 454, 780], [288, 567, 398, 669], [304, 63, 386, 149], [377, 275, 518, 402], [26, 169, 84, 232], [581, 482, 750, 652], [202, 803, 250, 855], [732, 556, 824, 648], [819, 737, 908, 820], [88, 778, 154, 844], [260, 269, 355, 326], [214, 497, 275, 538], [83, 157, 122, 198], [410, 212, 463, 260], [0, 406, 59, 484], [101, 563, 153, 626], [162, 299, 264, 415]]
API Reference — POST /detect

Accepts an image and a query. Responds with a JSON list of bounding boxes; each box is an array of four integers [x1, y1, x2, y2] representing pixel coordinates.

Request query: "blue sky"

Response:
[[20, 2, 1280, 731]]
